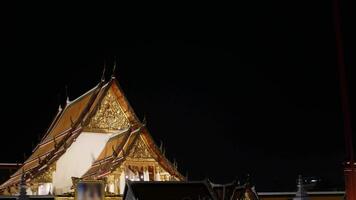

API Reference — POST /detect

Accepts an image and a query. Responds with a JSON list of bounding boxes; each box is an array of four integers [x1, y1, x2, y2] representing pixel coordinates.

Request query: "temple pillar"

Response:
[[113, 173, 120, 194], [106, 175, 115, 194], [154, 166, 161, 181], [119, 168, 126, 195], [143, 167, 149, 181]]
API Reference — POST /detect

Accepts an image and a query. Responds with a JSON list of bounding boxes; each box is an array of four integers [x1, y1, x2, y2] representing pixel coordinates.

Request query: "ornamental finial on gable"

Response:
[[65, 85, 71, 105], [101, 60, 106, 83], [142, 115, 147, 126], [66, 96, 71, 104], [111, 57, 117, 79], [58, 104, 62, 112]]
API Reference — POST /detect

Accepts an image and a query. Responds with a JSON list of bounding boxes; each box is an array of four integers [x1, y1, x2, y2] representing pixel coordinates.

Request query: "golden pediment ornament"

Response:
[[86, 89, 130, 132], [128, 138, 153, 159], [32, 165, 55, 183]]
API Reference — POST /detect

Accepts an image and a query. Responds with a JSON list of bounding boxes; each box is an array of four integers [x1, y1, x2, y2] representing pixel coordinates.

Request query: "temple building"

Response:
[[0, 71, 184, 197]]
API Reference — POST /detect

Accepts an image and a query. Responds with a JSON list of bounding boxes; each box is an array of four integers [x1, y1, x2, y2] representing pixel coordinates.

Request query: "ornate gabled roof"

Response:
[[81, 126, 184, 181], [0, 76, 183, 190], [0, 83, 104, 189]]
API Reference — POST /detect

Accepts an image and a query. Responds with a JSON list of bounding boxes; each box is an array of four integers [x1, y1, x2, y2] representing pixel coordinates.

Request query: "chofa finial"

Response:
[[112, 57, 117, 79], [58, 105, 62, 112], [101, 60, 106, 82], [142, 115, 147, 126], [159, 140, 164, 152], [65, 85, 70, 104]]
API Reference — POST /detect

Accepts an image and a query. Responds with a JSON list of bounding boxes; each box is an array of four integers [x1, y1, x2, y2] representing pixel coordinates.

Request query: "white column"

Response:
[[155, 168, 161, 181], [143, 167, 149, 181], [38, 183, 52, 195], [119, 171, 126, 195], [26, 187, 33, 195], [109, 183, 115, 193]]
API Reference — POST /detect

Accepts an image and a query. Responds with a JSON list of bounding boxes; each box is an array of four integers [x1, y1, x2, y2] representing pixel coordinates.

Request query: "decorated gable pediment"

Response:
[[86, 88, 130, 132], [127, 137, 156, 160]]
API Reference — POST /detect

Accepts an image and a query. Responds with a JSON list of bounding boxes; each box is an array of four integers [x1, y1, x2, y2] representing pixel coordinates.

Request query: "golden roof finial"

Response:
[[65, 85, 70, 105], [111, 57, 117, 79], [142, 115, 147, 126], [101, 60, 106, 83], [159, 140, 164, 152], [58, 104, 62, 112], [173, 159, 178, 169], [57, 93, 62, 112]]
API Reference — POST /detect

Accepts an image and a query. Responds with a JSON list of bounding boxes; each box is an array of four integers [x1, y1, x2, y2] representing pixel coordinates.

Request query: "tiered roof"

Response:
[[0, 76, 184, 191]]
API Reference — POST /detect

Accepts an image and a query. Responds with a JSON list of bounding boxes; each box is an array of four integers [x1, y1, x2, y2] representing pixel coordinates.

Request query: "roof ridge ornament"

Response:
[[58, 104, 63, 112], [65, 85, 71, 105], [57, 93, 63, 112], [142, 115, 147, 126], [159, 140, 164, 152], [101, 60, 106, 83], [173, 159, 178, 169], [66, 96, 71, 104], [111, 57, 117, 79]]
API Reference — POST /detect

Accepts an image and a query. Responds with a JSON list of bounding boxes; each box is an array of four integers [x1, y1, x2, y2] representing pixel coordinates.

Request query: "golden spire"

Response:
[[58, 104, 62, 112], [142, 115, 147, 126], [111, 59, 117, 79], [65, 85, 70, 105], [101, 60, 106, 83]]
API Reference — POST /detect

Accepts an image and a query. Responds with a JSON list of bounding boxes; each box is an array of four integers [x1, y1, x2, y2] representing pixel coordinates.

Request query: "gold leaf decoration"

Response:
[[32, 165, 55, 183], [86, 89, 130, 132], [128, 138, 153, 159]]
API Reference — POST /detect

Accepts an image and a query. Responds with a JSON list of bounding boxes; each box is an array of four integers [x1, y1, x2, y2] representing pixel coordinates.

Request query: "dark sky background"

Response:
[[1, 0, 355, 191]]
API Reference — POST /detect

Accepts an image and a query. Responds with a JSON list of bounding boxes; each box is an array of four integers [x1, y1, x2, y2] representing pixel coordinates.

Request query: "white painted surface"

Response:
[[38, 183, 52, 195], [143, 169, 149, 181], [119, 172, 125, 195], [52, 132, 112, 194], [108, 183, 115, 193], [155, 171, 161, 181]]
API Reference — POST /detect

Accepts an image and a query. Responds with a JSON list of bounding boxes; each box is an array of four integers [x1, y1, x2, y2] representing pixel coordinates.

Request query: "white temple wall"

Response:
[[52, 132, 112, 194]]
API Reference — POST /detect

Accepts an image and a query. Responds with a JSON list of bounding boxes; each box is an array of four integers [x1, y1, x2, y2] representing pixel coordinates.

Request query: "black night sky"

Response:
[[1, 1, 355, 191]]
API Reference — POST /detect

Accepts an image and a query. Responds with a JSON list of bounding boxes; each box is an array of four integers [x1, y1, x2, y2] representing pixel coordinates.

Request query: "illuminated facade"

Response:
[[0, 74, 184, 197]]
